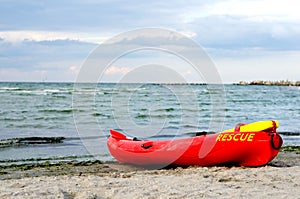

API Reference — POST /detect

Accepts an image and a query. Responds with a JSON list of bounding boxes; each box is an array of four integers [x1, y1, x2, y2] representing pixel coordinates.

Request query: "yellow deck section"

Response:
[[222, 120, 279, 133]]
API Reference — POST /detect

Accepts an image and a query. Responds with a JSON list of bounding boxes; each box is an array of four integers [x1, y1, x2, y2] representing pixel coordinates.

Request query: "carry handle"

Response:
[[141, 141, 153, 149], [234, 123, 246, 133]]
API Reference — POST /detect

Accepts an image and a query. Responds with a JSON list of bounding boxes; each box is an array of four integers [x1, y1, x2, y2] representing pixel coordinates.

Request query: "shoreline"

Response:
[[0, 148, 299, 198], [0, 150, 299, 180], [0, 150, 299, 198], [0, 146, 299, 180]]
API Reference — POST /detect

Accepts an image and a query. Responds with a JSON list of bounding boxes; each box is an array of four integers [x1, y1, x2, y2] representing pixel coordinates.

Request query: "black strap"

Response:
[[133, 137, 141, 141]]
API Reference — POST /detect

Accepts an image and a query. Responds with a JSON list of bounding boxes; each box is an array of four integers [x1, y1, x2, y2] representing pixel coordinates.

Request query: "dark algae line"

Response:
[[0, 137, 65, 148], [280, 146, 300, 152], [0, 154, 99, 164]]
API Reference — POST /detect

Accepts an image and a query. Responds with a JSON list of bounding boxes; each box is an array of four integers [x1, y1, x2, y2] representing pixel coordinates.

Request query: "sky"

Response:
[[0, 0, 300, 83]]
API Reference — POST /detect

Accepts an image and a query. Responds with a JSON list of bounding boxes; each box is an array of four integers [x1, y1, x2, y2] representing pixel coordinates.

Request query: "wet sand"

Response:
[[0, 150, 299, 199]]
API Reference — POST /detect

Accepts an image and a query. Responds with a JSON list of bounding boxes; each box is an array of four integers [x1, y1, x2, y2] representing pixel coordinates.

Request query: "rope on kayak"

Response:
[[270, 120, 283, 150], [271, 133, 283, 150]]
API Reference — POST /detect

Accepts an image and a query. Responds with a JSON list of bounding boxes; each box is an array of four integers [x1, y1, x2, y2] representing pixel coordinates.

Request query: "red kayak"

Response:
[[107, 120, 283, 167]]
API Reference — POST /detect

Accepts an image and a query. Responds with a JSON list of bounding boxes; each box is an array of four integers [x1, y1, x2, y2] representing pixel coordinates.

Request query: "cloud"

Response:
[[0, 1, 187, 31], [0, 1, 220, 37], [186, 15, 300, 51], [0, 37, 96, 81], [104, 66, 131, 75], [174, 1, 300, 51], [0, 38, 95, 68], [0, 31, 109, 44], [179, 0, 300, 24], [206, 0, 300, 22], [68, 66, 79, 73], [0, 0, 299, 82], [1, 1, 299, 51]]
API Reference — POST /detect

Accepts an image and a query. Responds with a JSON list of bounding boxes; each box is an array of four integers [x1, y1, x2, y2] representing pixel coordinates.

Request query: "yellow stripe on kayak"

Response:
[[222, 120, 279, 133]]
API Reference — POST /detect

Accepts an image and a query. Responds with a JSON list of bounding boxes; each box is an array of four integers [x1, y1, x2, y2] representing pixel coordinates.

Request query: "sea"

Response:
[[0, 82, 299, 164]]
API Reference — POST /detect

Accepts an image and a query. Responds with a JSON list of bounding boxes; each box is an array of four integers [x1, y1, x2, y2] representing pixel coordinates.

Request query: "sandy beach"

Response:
[[0, 150, 299, 199]]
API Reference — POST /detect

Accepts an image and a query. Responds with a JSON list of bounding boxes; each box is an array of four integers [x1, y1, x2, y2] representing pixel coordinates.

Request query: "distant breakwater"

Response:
[[237, 80, 300, 86]]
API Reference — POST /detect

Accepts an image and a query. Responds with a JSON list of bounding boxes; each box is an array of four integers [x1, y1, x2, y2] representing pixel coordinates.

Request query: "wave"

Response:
[[0, 87, 73, 96], [0, 135, 107, 149], [2, 117, 26, 122], [135, 114, 149, 119], [38, 109, 84, 113], [0, 87, 22, 91], [0, 137, 65, 148], [92, 113, 112, 118], [0, 154, 96, 164], [153, 107, 175, 112]]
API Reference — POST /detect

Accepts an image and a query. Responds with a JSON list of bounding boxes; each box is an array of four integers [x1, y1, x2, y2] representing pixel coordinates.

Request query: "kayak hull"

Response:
[[107, 121, 283, 167]]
